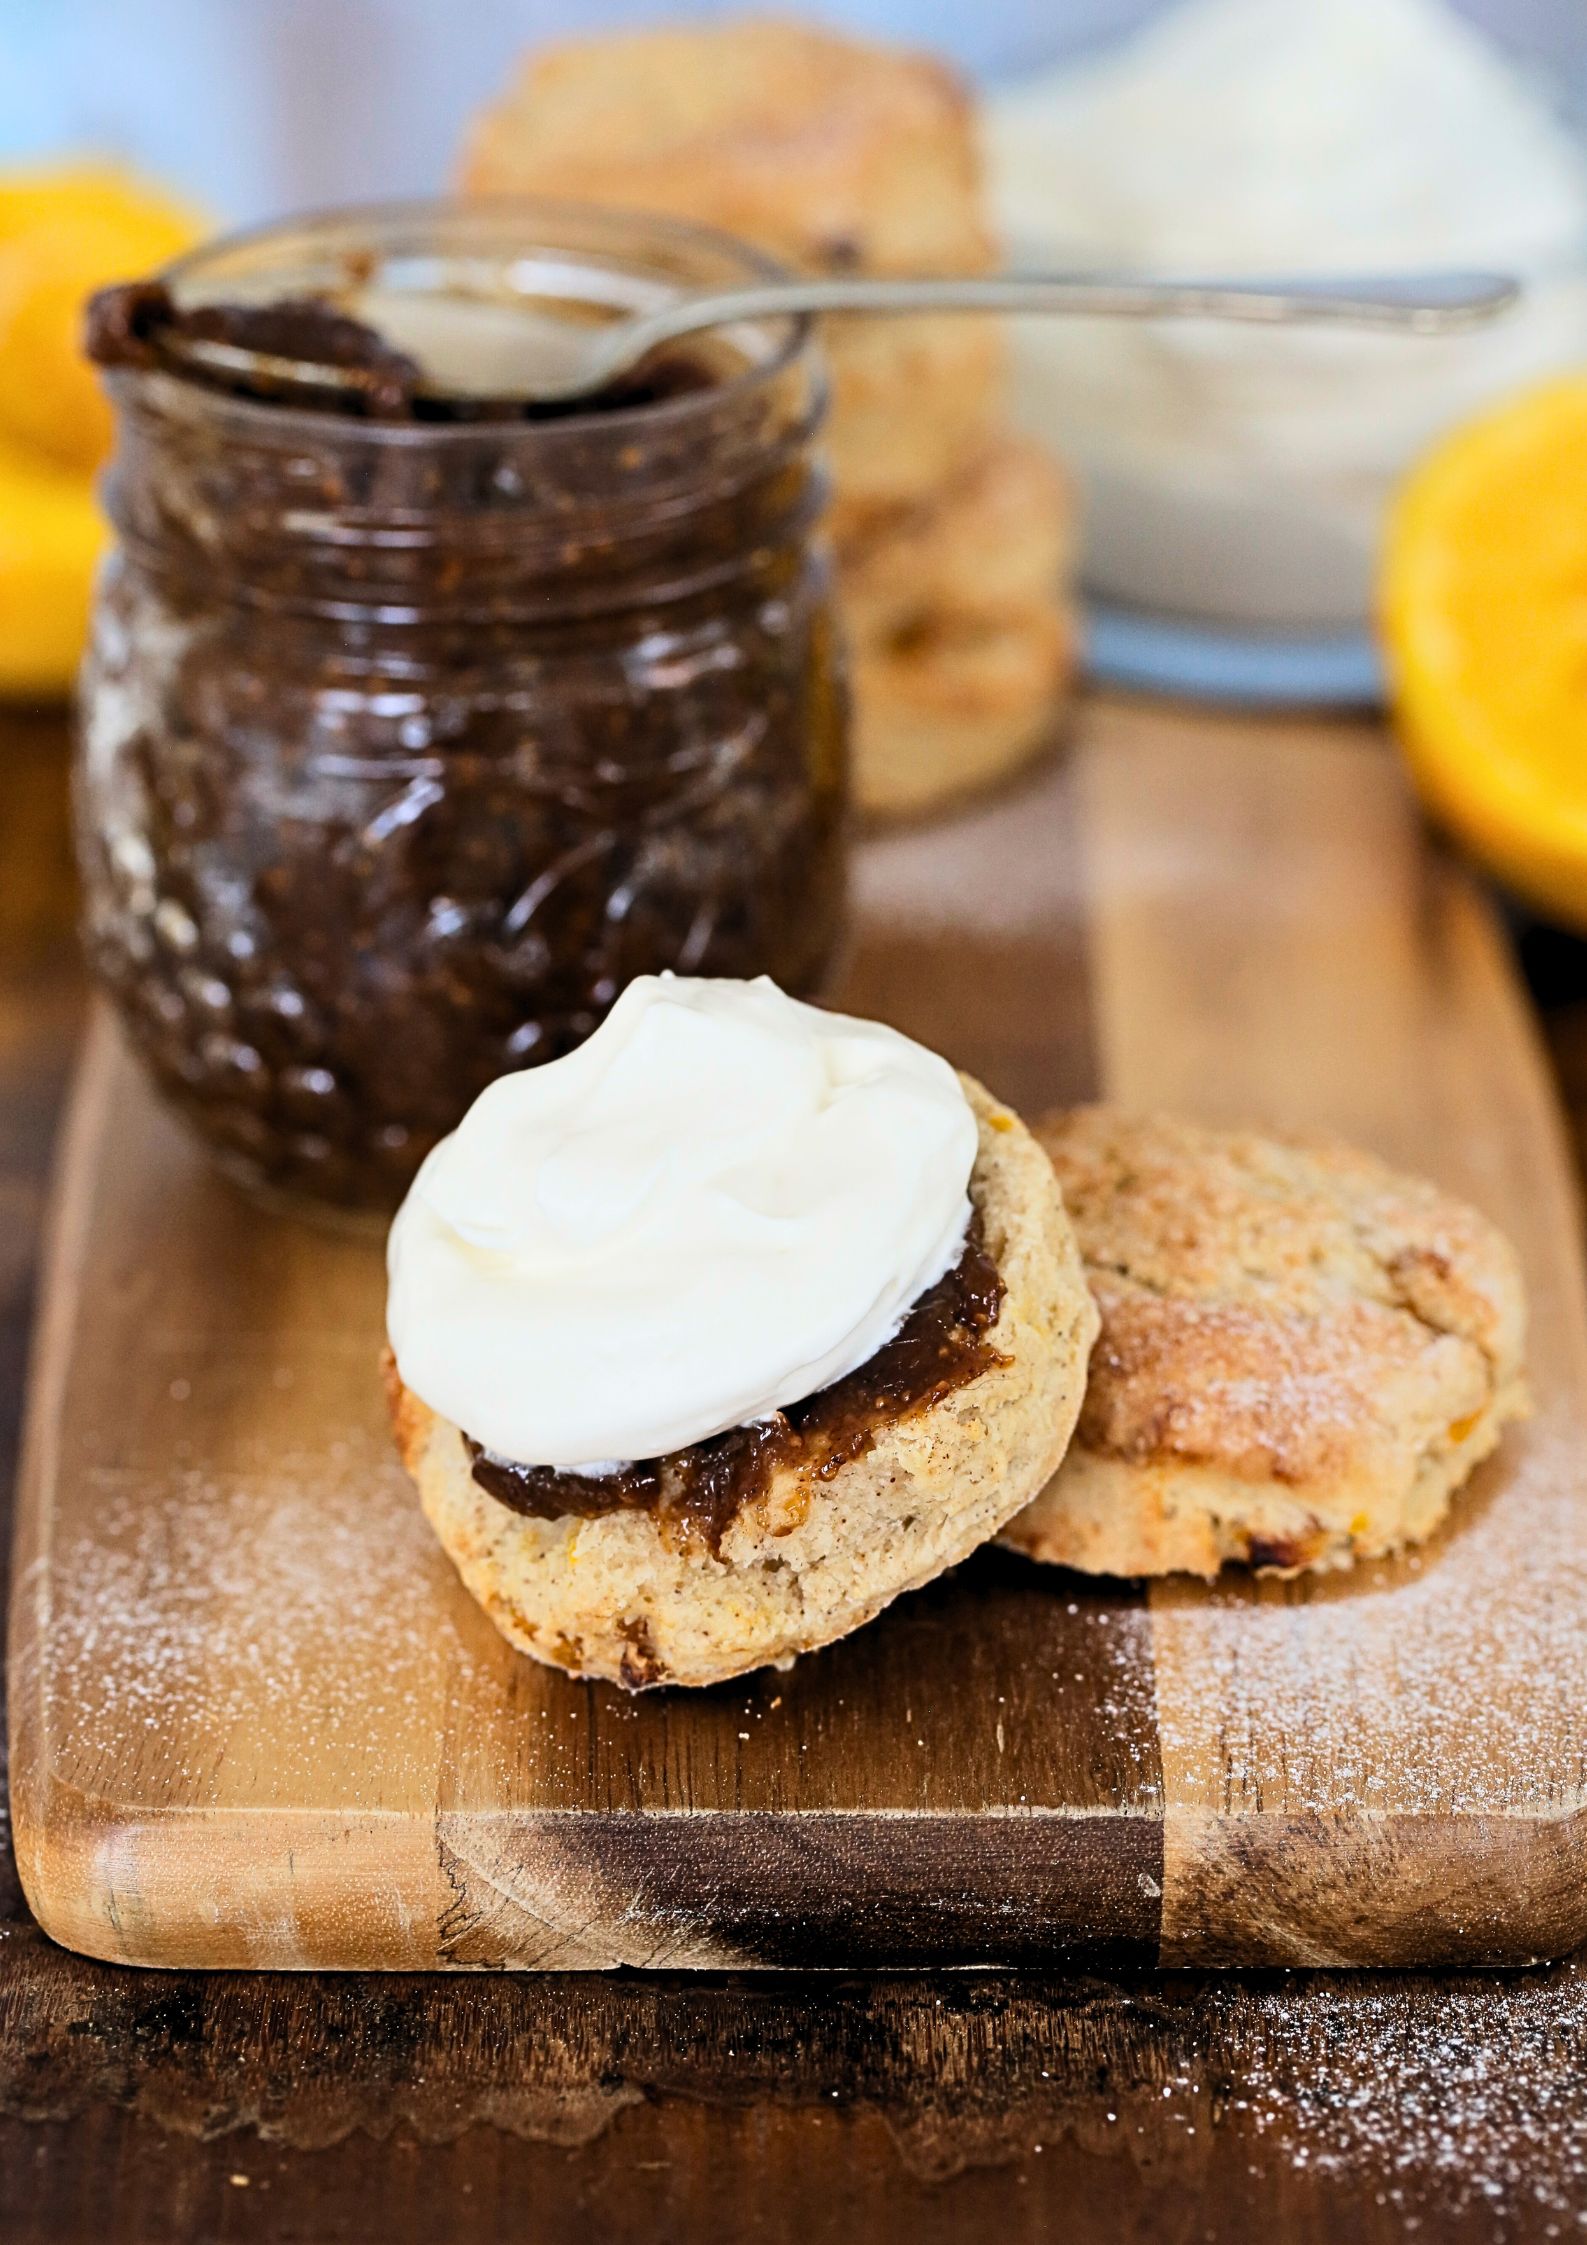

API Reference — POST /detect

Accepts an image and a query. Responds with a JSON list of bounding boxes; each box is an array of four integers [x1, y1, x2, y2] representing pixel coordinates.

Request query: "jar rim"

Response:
[[140, 193, 817, 447]]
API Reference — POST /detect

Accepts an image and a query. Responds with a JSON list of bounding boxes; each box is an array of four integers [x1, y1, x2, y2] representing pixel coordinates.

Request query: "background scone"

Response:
[[462, 18, 993, 276], [391, 1075, 1096, 1689], [838, 435, 1076, 814], [460, 16, 1077, 819], [833, 434, 1075, 644], [1002, 1107, 1527, 1579], [849, 604, 1073, 820], [821, 314, 1008, 506]]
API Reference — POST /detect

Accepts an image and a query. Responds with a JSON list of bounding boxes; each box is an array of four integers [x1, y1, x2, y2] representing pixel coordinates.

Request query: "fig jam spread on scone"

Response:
[[385, 975, 1097, 1687], [1002, 1107, 1528, 1581]]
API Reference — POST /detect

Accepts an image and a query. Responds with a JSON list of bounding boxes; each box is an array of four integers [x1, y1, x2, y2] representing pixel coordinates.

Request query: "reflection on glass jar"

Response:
[[76, 200, 848, 1215]]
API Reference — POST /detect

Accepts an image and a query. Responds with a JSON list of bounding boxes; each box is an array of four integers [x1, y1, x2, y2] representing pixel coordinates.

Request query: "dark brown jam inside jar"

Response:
[[76, 201, 848, 1215]]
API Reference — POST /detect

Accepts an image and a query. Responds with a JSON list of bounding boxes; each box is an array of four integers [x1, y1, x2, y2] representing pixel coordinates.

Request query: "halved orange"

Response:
[[0, 438, 106, 697], [1382, 376, 1587, 933], [0, 166, 205, 471]]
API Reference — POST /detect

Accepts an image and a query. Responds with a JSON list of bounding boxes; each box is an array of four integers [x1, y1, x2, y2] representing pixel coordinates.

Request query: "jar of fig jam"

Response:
[[77, 201, 847, 1214]]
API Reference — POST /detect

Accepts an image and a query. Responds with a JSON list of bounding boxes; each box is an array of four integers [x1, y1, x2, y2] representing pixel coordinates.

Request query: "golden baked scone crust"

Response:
[[460, 18, 994, 276], [390, 1075, 1098, 1687], [836, 434, 1075, 643], [1001, 1107, 1528, 1579], [821, 315, 1006, 503], [849, 604, 1074, 819]]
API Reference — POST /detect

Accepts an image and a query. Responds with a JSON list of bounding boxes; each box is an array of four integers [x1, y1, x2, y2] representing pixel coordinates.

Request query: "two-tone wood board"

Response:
[[11, 700, 1587, 1969]]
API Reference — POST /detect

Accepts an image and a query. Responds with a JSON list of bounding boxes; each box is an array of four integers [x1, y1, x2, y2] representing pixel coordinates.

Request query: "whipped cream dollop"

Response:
[[386, 975, 978, 1469]]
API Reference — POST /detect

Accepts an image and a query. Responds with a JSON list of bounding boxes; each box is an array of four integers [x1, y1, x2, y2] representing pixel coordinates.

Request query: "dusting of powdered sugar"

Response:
[[1053, 1961, 1587, 2233], [1227, 1966, 1587, 2228], [28, 1421, 499, 1794], [1150, 1407, 1587, 1816], [854, 758, 1083, 937]]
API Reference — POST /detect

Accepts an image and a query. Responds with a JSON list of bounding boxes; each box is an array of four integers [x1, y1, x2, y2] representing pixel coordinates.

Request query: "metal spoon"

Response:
[[166, 266, 1520, 411]]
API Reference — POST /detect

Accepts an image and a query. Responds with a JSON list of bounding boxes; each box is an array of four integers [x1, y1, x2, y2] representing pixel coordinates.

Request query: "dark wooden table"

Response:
[[3, 707, 1586, 2244]]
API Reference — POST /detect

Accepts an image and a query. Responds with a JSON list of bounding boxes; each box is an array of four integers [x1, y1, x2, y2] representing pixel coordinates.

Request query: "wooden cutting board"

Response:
[[11, 700, 1587, 1972]]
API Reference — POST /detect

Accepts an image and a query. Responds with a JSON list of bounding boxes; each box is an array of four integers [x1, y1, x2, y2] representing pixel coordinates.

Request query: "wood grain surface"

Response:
[[5, 706, 1587, 2241], [11, 699, 1587, 1976]]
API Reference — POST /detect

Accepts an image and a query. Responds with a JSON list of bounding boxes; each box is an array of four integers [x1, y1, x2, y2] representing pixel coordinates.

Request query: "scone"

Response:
[[460, 19, 994, 277], [386, 979, 1097, 1688], [835, 434, 1076, 643], [838, 431, 1078, 817], [462, 26, 1005, 504], [1001, 1108, 1528, 1579], [822, 314, 1006, 504], [460, 19, 1082, 823], [849, 603, 1075, 819]]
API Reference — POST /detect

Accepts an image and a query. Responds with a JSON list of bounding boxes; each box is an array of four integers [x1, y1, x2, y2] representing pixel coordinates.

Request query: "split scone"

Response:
[[387, 977, 1096, 1688], [1001, 1108, 1528, 1579]]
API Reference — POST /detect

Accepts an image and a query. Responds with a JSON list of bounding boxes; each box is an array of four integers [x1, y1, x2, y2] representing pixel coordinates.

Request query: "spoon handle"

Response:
[[620, 266, 1520, 356], [155, 264, 1521, 412]]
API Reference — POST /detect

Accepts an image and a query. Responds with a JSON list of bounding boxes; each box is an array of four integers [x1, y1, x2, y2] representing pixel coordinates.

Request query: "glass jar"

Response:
[[77, 201, 848, 1214]]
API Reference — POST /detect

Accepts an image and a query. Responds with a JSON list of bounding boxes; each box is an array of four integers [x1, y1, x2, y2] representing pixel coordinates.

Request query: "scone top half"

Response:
[[1002, 1107, 1527, 1581], [386, 974, 1097, 1687]]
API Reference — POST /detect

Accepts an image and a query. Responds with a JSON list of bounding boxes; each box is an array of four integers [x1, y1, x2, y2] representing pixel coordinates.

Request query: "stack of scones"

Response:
[[463, 16, 1077, 818]]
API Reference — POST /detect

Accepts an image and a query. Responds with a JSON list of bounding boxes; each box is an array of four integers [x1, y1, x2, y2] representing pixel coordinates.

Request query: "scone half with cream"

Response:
[[386, 976, 1097, 1687], [1002, 1107, 1528, 1580]]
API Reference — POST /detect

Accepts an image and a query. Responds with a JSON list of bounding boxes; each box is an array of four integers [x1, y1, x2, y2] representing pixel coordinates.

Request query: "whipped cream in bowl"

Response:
[[385, 974, 979, 1470], [988, 0, 1587, 632]]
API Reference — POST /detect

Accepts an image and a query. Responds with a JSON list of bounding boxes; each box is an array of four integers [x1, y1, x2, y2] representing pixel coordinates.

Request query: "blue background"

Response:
[[2, 0, 1585, 224]]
